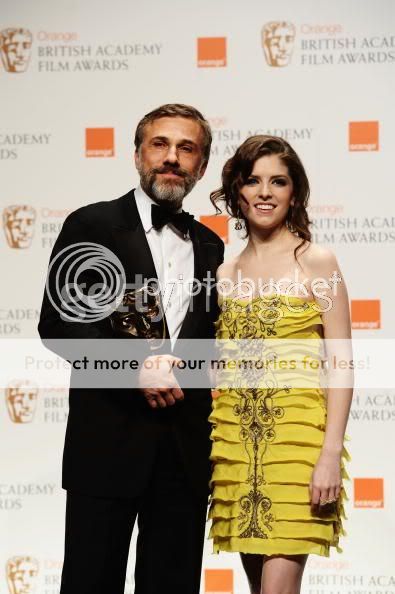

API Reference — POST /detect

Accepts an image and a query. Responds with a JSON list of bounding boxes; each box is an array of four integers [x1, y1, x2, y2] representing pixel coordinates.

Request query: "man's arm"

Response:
[[38, 209, 112, 344]]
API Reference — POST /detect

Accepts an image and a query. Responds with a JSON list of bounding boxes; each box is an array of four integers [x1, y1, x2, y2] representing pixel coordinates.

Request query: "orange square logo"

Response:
[[354, 478, 384, 508], [205, 569, 233, 594], [349, 121, 379, 151], [86, 128, 114, 157], [351, 300, 380, 330], [197, 37, 227, 68], [200, 215, 229, 243]]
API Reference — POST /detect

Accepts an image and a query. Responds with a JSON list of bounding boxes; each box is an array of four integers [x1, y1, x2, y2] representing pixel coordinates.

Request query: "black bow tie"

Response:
[[151, 204, 194, 237]]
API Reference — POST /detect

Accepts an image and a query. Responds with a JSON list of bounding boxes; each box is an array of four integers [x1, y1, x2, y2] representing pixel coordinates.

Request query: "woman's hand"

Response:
[[309, 449, 342, 509]]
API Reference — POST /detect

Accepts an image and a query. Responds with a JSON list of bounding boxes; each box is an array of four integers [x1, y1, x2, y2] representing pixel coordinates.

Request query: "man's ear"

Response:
[[134, 150, 140, 170]]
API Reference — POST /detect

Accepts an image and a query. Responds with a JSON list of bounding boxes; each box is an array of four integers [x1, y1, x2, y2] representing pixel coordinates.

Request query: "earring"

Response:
[[287, 201, 295, 230], [234, 206, 243, 230]]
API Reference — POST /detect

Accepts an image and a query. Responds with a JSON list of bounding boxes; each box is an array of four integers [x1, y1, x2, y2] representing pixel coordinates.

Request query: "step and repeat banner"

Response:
[[1, 0, 394, 592]]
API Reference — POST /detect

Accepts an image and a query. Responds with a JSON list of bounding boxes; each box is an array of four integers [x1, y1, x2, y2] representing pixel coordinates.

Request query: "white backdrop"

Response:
[[1, 1, 394, 593]]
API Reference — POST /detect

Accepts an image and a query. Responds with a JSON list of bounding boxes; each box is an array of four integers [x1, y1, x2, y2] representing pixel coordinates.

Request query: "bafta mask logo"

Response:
[[3, 205, 36, 249], [6, 380, 39, 423], [261, 21, 296, 67], [0, 28, 33, 73], [6, 556, 39, 594]]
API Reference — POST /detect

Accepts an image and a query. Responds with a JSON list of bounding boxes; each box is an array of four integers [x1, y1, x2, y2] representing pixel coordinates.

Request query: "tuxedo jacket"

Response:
[[38, 190, 224, 500]]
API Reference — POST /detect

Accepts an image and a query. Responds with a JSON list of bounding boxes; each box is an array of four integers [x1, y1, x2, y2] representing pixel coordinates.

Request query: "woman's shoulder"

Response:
[[216, 257, 240, 280], [298, 241, 339, 274]]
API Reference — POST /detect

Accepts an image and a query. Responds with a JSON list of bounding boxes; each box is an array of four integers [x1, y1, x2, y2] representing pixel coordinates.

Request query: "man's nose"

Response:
[[163, 145, 179, 164]]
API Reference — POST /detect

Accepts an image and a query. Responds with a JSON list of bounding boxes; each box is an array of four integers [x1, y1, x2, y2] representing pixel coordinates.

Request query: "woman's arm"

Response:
[[307, 246, 354, 507]]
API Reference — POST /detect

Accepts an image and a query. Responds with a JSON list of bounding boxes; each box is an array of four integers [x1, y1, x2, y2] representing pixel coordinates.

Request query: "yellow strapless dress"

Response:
[[209, 295, 349, 557]]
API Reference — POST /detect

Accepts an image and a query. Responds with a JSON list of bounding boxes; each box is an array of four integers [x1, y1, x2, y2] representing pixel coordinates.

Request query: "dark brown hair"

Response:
[[134, 103, 212, 164], [210, 135, 311, 258]]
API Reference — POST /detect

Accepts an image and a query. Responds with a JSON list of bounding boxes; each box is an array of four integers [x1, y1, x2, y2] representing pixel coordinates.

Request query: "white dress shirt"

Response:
[[134, 186, 194, 347]]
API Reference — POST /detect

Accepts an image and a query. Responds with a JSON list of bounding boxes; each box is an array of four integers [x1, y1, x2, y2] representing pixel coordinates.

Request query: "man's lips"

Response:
[[159, 172, 183, 178]]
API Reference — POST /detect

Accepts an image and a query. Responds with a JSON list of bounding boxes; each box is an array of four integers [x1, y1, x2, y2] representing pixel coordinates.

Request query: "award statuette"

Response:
[[110, 286, 166, 350]]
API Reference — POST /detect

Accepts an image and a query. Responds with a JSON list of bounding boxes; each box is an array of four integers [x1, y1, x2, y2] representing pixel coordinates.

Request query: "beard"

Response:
[[138, 164, 200, 211]]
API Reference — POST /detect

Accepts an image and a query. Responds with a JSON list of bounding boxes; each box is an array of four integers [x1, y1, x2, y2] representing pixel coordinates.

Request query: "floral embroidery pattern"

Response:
[[218, 297, 299, 538]]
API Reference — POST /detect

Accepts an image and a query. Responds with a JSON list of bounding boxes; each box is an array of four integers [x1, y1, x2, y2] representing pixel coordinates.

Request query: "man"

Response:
[[38, 104, 224, 594]]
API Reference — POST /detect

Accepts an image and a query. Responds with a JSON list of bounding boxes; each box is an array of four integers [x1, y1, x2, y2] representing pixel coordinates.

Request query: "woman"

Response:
[[209, 136, 352, 594]]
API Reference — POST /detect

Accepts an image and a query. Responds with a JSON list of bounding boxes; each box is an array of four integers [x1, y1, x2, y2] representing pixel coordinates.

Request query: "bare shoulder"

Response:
[[299, 242, 339, 275], [216, 256, 239, 281]]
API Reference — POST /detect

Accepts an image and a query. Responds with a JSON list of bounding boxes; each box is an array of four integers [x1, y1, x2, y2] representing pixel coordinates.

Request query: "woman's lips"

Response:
[[254, 203, 276, 213]]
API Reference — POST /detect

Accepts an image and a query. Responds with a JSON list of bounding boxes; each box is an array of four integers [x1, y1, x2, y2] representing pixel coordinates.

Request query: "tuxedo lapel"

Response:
[[111, 192, 157, 284], [111, 191, 170, 339], [177, 226, 218, 341]]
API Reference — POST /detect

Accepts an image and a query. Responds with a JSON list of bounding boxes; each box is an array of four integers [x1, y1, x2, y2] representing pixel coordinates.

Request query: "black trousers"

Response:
[[60, 428, 208, 594]]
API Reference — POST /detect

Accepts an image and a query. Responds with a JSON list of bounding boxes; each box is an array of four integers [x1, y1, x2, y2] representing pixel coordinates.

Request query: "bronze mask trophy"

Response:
[[110, 285, 166, 351]]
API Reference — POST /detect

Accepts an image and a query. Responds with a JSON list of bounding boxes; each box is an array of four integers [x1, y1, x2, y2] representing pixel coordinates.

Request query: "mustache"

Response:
[[153, 166, 189, 178]]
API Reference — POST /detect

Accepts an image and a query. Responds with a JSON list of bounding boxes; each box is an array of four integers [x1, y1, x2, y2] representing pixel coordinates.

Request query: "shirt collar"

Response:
[[134, 185, 156, 233]]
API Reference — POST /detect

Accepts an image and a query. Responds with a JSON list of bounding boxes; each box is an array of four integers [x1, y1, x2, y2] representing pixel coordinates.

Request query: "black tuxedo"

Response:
[[38, 189, 224, 594]]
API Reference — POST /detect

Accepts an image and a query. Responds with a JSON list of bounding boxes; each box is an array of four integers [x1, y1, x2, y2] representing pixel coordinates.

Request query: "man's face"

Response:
[[134, 116, 207, 210], [6, 382, 38, 423], [1, 30, 32, 73], [7, 558, 38, 594], [4, 206, 36, 248], [263, 23, 295, 67]]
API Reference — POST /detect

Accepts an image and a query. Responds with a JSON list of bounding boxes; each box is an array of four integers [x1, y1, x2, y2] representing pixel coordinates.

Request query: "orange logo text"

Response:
[[351, 300, 380, 330], [205, 569, 233, 594], [349, 121, 379, 151], [354, 478, 384, 508], [85, 128, 114, 157], [197, 38, 227, 68], [200, 215, 229, 243]]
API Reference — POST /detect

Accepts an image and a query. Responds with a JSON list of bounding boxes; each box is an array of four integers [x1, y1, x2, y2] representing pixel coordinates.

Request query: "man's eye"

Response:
[[179, 145, 193, 153], [152, 141, 166, 148]]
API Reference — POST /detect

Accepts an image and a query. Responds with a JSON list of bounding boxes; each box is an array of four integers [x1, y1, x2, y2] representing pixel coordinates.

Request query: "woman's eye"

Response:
[[245, 178, 258, 185], [272, 178, 287, 186]]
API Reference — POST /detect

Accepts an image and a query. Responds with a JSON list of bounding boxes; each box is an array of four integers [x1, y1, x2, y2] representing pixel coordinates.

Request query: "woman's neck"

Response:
[[245, 225, 296, 256]]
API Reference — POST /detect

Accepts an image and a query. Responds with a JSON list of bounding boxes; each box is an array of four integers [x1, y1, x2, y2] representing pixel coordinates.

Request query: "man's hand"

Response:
[[138, 354, 184, 409]]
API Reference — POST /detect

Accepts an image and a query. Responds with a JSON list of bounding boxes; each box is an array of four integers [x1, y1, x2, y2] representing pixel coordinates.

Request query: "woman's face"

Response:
[[239, 154, 294, 232]]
